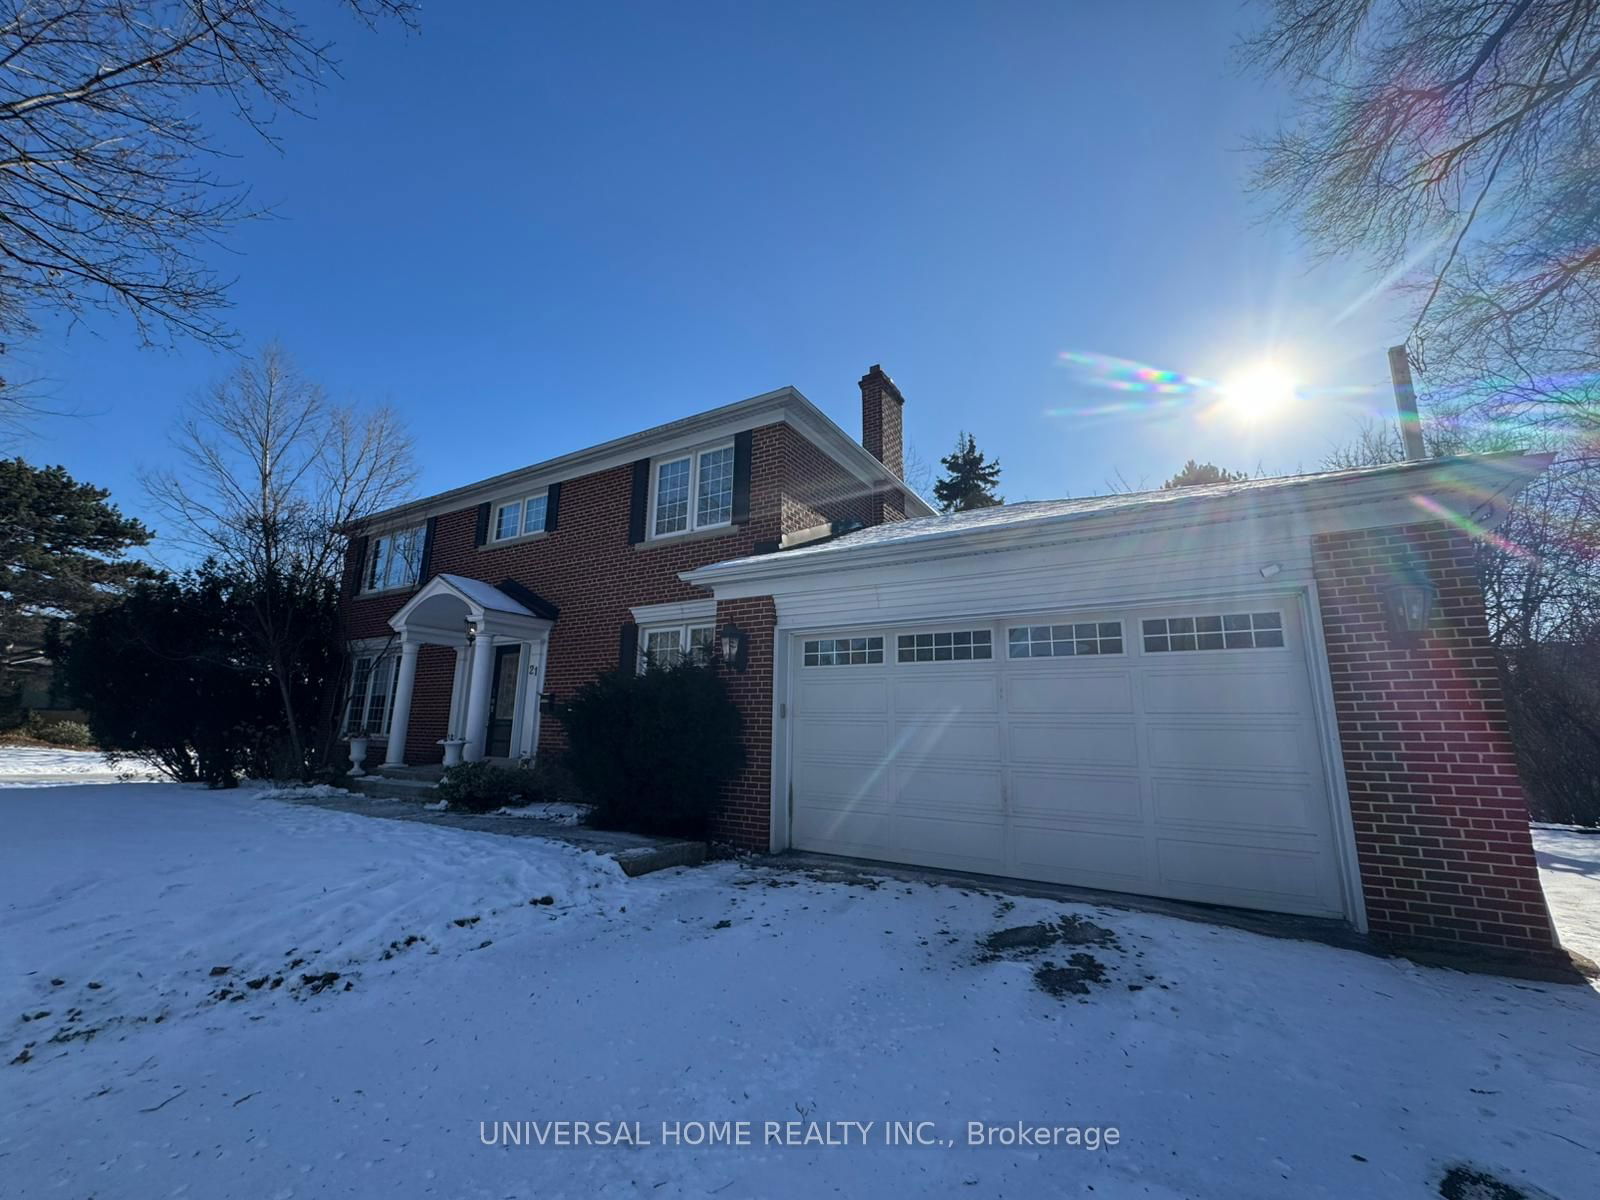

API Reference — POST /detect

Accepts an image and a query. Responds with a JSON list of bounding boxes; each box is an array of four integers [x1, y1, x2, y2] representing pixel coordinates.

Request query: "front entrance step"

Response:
[[348, 775, 438, 801], [376, 764, 445, 783]]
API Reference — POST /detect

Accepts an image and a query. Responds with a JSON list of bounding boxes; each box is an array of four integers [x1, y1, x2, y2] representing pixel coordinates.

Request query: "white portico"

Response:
[[382, 574, 555, 767]]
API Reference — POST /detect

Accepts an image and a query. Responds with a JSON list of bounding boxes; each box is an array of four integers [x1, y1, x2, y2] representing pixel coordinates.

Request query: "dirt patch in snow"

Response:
[[979, 915, 1119, 959], [1033, 954, 1110, 997], [975, 914, 1122, 1000], [1438, 1165, 1549, 1200]]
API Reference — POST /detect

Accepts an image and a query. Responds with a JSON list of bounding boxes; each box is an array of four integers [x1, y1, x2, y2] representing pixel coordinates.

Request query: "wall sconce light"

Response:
[[464, 618, 479, 644], [1259, 562, 1282, 579], [719, 622, 748, 672], [1382, 580, 1436, 645], [538, 691, 555, 716]]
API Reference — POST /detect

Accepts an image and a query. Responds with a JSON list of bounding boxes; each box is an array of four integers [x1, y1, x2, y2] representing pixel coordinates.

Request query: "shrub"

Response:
[[557, 661, 744, 837], [23, 716, 93, 748], [58, 570, 336, 787], [436, 761, 549, 814]]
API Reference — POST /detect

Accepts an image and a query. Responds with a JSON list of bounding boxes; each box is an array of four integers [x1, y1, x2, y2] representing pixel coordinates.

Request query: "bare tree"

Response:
[[1243, 1, 1600, 470], [901, 439, 935, 507], [0, 1, 414, 429], [1324, 417, 1599, 647], [144, 342, 414, 769]]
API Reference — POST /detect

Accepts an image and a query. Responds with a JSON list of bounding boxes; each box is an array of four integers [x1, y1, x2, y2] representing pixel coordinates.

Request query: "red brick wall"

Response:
[[342, 420, 899, 766], [1313, 522, 1556, 958], [779, 424, 880, 534], [713, 595, 777, 849]]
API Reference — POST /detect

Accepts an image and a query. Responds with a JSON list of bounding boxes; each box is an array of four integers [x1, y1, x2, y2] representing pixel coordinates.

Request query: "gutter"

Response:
[[681, 451, 1552, 589]]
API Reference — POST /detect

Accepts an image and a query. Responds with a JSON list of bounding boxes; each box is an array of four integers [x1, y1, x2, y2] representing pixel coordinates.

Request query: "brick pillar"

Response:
[[1312, 522, 1557, 960], [713, 595, 777, 850]]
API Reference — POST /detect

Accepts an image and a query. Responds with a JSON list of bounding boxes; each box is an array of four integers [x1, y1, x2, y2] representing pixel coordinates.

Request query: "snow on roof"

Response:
[[694, 452, 1543, 577], [433, 573, 536, 617]]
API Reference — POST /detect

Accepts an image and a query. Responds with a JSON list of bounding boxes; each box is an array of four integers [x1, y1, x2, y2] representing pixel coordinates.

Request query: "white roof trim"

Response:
[[631, 598, 717, 626], [389, 573, 535, 627], [682, 452, 1553, 589], [355, 387, 934, 529]]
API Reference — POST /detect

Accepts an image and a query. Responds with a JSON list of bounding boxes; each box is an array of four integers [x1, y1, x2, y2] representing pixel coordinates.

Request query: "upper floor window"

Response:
[[364, 525, 424, 592], [652, 442, 734, 538], [493, 491, 548, 542]]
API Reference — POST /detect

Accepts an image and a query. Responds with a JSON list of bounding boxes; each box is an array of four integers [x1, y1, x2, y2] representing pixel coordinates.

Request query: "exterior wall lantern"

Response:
[[464, 618, 479, 644], [719, 622, 748, 672], [1382, 580, 1436, 646]]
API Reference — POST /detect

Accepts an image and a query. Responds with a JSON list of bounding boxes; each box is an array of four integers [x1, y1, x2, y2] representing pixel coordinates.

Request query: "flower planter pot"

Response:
[[347, 736, 370, 777], [438, 738, 466, 769]]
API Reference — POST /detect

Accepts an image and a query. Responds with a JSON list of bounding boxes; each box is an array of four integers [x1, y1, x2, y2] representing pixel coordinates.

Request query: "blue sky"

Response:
[[14, 1, 1407, 528]]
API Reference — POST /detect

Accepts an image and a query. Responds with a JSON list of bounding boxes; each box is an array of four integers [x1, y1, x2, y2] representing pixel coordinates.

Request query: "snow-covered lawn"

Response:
[[1533, 824, 1600, 966], [3, 779, 1597, 1200], [0, 744, 158, 787]]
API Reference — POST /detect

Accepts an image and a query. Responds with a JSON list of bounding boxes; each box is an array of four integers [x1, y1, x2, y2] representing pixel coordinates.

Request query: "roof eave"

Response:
[[681, 451, 1552, 589], [345, 385, 933, 531]]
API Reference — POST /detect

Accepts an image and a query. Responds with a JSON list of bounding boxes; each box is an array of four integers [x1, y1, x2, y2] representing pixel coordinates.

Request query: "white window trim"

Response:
[[647, 440, 735, 540], [637, 621, 716, 673], [362, 525, 426, 594], [491, 490, 550, 544], [630, 598, 716, 626]]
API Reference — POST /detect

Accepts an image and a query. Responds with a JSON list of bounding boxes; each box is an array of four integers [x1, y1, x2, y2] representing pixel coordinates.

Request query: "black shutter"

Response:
[[544, 481, 561, 533], [731, 430, 753, 525], [627, 458, 650, 544], [418, 516, 438, 582], [618, 621, 639, 673], [473, 502, 491, 547], [351, 535, 370, 592]]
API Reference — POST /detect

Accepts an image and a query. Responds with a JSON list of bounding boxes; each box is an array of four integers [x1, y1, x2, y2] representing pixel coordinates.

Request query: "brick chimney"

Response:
[[859, 364, 905, 480]]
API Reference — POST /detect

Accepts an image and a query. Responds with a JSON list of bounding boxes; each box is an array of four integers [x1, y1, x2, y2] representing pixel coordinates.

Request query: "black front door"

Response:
[[485, 644, 520, 758]]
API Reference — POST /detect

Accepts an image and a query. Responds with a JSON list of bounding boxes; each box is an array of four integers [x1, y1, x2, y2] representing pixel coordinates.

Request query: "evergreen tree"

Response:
[[0, 459, 154, 702], [1161, 460, 1250, 490], [933, 433, 1004, 513]]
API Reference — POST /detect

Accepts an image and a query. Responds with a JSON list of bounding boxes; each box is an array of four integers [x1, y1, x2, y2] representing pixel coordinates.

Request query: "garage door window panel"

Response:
[[1143, 611, 1285, 653], [803, 637, 884, 667], [1007, 621, 1123, 658], [897, 629, 992, 663]]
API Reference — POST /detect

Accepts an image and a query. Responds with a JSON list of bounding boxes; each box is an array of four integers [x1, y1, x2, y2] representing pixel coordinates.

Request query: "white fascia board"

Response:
[[682, 453, 1550, 594], [353, 387, 932, 530], [630, 598, 716, 625]]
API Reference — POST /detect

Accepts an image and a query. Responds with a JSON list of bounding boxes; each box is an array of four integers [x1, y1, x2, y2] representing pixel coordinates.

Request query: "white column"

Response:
[[382, 638, 422, 768], [448, 644, 470, 737], [462, 637, 497, 762]]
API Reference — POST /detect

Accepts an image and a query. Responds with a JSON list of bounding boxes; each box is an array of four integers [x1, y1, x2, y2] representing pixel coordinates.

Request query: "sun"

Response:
[[1220, 361, 1298, 421]]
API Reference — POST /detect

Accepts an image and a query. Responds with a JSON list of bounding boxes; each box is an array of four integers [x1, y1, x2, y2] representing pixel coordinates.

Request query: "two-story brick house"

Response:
[[341, 365, 928, 782], [343, 364, 1566, 966]]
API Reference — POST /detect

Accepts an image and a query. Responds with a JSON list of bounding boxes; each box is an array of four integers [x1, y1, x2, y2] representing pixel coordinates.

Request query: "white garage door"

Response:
[[788, 597, 1348, 918]]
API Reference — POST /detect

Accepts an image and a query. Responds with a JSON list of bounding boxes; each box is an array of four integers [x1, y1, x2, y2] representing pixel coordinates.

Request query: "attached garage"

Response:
[[788, 598, 1348, 918], [684, 452, 1562, 953]]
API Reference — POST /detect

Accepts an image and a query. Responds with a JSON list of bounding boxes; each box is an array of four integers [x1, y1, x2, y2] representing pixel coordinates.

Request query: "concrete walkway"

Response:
[[275, 789, 707, 877]]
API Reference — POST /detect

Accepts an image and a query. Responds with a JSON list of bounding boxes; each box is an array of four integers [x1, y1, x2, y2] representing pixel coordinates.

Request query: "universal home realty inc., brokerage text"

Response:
[[479, 1119, 1123, 1151]]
